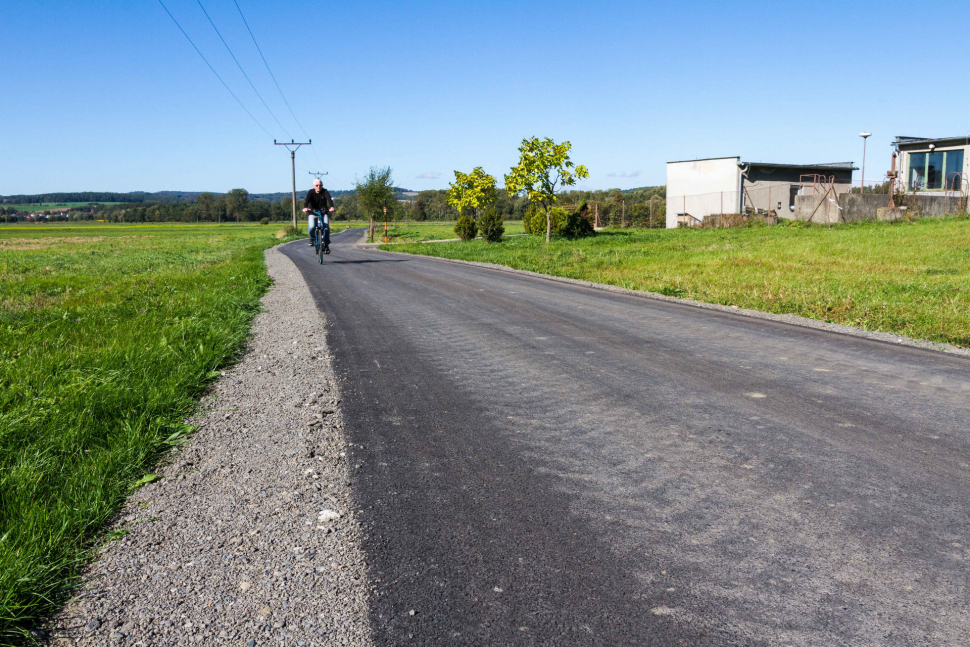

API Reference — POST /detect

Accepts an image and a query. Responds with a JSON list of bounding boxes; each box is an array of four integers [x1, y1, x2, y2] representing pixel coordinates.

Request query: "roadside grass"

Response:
[[0, 223, 300, 642], [366, 220, 525, 243], [384, 216, 970, 348]]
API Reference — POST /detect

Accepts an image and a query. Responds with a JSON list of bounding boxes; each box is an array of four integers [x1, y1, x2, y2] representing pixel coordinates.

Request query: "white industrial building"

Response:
[[665, 157, 855, 228]]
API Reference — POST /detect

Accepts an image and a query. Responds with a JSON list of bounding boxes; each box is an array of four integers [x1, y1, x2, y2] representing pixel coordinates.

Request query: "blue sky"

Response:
[[3, 0, 969, 195]]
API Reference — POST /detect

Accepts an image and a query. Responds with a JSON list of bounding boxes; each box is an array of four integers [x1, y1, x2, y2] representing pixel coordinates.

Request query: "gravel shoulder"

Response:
[[50, 245, 374, 647]]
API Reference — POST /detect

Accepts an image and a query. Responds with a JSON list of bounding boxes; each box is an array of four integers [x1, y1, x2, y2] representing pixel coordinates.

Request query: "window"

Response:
[[909, 149, 965, 190], [908, 152, 926, 189], [945, 150, 964, 190]]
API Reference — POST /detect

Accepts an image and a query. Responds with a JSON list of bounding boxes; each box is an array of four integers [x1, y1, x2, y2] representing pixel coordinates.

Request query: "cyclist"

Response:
[[303, 179, 335, 252]]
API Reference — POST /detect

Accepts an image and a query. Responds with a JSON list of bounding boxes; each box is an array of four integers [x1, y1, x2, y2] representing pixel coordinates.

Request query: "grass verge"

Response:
[[383, 216, 970, 348], [0, 224, 300, 643]]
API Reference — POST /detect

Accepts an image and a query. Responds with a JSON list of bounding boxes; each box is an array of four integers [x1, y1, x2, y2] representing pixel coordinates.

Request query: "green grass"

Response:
[[363, 220, 525, 243], [384, 217, 970, 348], [0, 223, 300, 642]]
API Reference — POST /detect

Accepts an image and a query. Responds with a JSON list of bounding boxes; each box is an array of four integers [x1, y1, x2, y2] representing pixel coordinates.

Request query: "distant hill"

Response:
[[1, 187, 408, 206]]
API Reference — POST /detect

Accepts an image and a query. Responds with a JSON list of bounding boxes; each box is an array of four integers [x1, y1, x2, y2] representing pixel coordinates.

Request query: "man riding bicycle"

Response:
[[303, 179, 335, 253]]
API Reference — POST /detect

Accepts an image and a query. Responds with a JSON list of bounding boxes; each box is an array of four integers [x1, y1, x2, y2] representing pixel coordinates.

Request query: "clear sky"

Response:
[[3, 0, 969, 195]]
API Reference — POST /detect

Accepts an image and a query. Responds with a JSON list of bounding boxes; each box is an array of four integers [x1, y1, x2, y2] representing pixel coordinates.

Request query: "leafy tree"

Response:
[[225, 189, 249, 222], [505, 137, 589, 242], [355, 166, 396, 242], [196, 192, 215, 222], [447, 167, 497, 218]]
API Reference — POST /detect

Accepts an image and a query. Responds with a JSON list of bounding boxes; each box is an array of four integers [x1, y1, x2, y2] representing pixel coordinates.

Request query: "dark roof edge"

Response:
[[747, 161, 858, 171], [894, 135, 970, 146], [667, 156, 740, 164]]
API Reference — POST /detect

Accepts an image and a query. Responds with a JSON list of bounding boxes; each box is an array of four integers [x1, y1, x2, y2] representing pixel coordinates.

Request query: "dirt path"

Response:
[[51, 245, 374, 646]]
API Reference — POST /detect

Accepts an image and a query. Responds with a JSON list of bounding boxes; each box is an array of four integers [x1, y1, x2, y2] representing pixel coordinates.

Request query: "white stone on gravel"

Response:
[[50, 245, 374, 647]]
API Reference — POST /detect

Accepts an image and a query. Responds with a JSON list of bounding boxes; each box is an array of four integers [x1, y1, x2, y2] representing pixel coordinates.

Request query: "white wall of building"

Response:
[[665, 158, 741, 228]]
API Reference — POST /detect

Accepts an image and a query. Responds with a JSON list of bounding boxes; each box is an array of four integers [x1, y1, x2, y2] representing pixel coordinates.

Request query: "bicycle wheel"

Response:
[[317, 228, 325, 264]]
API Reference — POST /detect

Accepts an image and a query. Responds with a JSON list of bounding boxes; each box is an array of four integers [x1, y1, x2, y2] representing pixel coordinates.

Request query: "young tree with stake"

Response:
[[355, 166, 396, 243], [448, 167, 497, 242], [505, 137, 589, 242]]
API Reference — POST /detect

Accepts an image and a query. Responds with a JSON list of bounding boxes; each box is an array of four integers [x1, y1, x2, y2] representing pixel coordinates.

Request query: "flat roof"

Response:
[[748, 161, 857, 171], [667, 156, 739, 164], [668, 157, 856, 171], [894, 135, 970, 146]]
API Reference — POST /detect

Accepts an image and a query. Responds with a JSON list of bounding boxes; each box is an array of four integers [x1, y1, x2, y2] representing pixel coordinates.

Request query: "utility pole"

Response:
[[309, 171, 328, 180], [274, 139, 311, 228], [859, 132, 871, 196]]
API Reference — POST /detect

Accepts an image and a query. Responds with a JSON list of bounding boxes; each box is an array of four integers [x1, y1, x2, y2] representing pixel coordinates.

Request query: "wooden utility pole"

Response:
[[274, 139, 311, 228]]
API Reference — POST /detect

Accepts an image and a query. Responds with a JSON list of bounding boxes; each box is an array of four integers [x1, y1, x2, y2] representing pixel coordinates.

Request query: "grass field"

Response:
[[0, 223, 300, 642], [384, 217, 970, 348]]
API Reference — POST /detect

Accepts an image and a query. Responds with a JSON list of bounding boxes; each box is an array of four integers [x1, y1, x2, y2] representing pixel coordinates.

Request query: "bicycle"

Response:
[[309, 210, 330, 264]]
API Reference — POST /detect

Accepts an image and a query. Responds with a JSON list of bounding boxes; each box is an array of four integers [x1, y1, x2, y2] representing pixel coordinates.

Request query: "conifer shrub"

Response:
[[454, 214, 478, 241], [478, 209, 505, 242], [560, 210, 595, 238]]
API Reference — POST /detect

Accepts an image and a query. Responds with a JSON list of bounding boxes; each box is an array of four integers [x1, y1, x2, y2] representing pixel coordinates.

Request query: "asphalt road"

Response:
[[282, 230, 970, 646]]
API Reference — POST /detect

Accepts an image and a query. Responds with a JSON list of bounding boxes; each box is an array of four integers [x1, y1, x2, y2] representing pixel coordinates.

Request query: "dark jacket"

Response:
[[304, 188, 334, 213]]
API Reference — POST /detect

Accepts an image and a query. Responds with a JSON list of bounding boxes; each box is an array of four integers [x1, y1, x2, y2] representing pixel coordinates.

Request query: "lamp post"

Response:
[[859, 132, 871, 194]]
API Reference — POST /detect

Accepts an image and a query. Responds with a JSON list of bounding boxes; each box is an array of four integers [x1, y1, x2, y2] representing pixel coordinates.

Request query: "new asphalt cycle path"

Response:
[[281, 229, 970, 647]]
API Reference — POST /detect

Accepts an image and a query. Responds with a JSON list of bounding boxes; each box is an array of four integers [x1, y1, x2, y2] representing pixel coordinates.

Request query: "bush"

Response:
[[276, 225, 300, 240], [560, 210, 594, 238], [478, 209, 504, 243], [523, 206, 567, 237], [260, 217, 270, 225], [454, 214, 477, 241]]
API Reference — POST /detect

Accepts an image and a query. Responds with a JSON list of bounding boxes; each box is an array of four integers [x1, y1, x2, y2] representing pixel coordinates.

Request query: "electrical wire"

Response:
[[156, 0, 272, 137], [195, 0, 293, 139], [231, 0, 328, 175], [231, 1, 318, 155]]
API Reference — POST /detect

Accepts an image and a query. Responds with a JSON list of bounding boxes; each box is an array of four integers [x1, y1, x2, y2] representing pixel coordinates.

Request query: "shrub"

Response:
[[260, 217, 270, 225], [454, 214, 477, 241], [523, 206, 567, 236], [560, 210, 594, 238], [478, 209, 504, 243]]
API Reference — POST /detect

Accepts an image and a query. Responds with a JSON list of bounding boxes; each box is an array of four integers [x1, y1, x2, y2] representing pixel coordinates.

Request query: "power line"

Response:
[[195, 0, 292, 138], [156, 0, 272, 137], [231, 1, 316, 146], [231, 0, 325, 172]]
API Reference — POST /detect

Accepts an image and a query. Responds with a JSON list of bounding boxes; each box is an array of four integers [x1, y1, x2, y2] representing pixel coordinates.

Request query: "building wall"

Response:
[[745, 167, 852, 217], [665, 158, 740, 228]]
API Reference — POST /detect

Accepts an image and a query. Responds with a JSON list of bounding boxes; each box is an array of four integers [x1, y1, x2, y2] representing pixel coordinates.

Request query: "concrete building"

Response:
[[894, 136, 970, 194], [665, 157, 855, 228]]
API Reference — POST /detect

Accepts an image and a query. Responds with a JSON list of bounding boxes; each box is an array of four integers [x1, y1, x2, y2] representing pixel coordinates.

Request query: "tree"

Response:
[[505, 137, 589, 242], [225, 189, 249, 222], [196, 192, 214, 223], [355, 166, 396, 242], [447, 167, 497, 218]]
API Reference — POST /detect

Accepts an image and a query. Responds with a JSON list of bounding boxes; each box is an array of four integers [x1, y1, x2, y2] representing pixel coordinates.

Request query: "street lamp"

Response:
[[859, 132, 871, 194]]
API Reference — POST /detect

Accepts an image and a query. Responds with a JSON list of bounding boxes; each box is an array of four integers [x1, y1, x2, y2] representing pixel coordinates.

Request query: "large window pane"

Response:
[[909, 152, 926, 190], [945, 150, 964, 190], [927, 151, 944, 189]]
